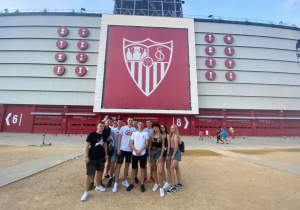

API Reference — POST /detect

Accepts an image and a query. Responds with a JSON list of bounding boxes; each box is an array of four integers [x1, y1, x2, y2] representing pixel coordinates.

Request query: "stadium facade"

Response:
[[0, 5, 300, 136]]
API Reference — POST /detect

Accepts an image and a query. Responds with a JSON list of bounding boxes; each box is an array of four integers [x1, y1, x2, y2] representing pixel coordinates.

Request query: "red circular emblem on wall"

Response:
[[55, 52, 66, 62], [205, 70, 216, 81], [75, 66, 87, 76], [205, 33, 215, 43], [78, 27, 89, 37], [57, 27, 69, 37], [224, 34, 234, 44], [53, 65, 65, 75], [77, 40, 88, 50], [224, 46, 235, 56], [225, 58, 235, 68], [56, 39, 68, 49], [205, 58, 216, 68], [225, 71, 236, 81], [76, 53, 87, 63], [205, 45, 215, 55]]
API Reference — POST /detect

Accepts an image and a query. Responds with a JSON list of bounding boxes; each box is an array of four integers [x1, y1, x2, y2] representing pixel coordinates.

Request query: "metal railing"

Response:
[[0, 9, 299, 28]]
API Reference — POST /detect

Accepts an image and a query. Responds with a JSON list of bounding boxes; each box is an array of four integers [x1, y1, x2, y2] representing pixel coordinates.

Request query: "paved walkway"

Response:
[[210, 148, 300, 176], [0, 148, 84, 187], [0, 132, 300, 187]]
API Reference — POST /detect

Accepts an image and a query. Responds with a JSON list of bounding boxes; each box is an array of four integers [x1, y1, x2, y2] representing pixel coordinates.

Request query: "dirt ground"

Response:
[[1, 149, 300, 210], [0, 145, 76, 170], [230, 149, 300, 166]]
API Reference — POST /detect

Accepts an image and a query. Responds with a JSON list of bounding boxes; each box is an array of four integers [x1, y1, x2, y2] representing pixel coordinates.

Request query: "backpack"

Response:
[[179, 141, 185, 153]]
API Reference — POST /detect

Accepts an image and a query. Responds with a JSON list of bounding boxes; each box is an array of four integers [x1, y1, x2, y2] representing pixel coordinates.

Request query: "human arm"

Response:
[[171, 135, 179, 161], [104, 140, 108, 162], [117, 133, 122, 155], [166, 134, 170, 159], [84, 142, 90, 163], [148, 136, 152, 163], [158, 135, 165, 162]]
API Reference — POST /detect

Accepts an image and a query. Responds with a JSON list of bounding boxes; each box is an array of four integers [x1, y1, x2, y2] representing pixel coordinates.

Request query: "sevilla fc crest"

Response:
[[123, 38, 173, 96]]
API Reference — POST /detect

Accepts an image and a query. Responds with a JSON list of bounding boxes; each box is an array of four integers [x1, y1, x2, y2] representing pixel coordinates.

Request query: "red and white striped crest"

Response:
[[123, 38, 173, 96]]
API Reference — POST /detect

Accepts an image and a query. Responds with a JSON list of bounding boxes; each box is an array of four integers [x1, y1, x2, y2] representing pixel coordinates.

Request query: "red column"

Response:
[[221, 109, 226, 129], [62, 106, 69, 134], [278, 110, 285, 137], [0, 104, 6, 132]]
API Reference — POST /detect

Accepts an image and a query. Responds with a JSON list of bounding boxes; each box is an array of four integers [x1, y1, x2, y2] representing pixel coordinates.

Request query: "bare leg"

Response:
[[136, 167, 139, 179], [175, 164, 182, 184], [123, 162, 130, 181], [169, 159, 179, 188], [131, 169, 136, 184], [95, 170, 104, 187], [163, 159, 166, 181], [105, 159, 111, 176], [90, 172, 95, 183], [157, 159, 164, 187], [114, 163, 122, 183], [141, 168, 146, 184], [85, 175, 93, 191], [152, 160, 158, 184], [109, 161, 116, 178], [166, 158, 171, 183]]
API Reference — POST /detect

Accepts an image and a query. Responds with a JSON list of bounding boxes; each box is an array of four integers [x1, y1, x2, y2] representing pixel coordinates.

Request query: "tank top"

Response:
[[152, 137, 162, 148], [170, 136, 175, 148], [164, 134, 168, 147]]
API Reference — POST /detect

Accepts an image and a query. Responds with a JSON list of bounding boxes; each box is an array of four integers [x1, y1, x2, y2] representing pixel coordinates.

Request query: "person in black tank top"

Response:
[[148, 123, 165, 197], [160, 124, 171, 190]]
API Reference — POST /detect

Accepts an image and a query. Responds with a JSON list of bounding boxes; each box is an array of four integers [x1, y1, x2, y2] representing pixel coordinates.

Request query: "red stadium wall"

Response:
[[0, 104, 300, 137]]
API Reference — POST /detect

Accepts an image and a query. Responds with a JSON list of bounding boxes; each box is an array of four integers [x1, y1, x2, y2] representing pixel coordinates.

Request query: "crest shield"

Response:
[[123, 38, 173, 96]]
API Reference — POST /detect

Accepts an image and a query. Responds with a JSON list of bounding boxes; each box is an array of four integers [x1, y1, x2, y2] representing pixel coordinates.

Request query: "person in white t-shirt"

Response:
[[126, 120, 149, 193], [205, 129, 211, 140], [107, 118, 123, 188], [143, 119, 154, 183], [112, 117, 137, 193]]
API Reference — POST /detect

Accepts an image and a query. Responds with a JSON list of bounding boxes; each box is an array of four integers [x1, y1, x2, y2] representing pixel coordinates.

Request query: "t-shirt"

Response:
[[86, 131, 106, 160], [131, 131, 149, 156], [143, 128, 153, 137], [199, 131, 203, 136], [119, 126, 137, 152], [111, 127, 121, 150], [222, 130, 227, 137], [103, 126, 111, 142], [229, 127, 234, 133], [205, 130, 209, 135], [217, 131, 221, 137]]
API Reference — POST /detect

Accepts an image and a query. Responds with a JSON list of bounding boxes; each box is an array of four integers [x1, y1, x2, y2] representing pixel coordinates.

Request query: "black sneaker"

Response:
[[100, 182, 105, 188], [107, 178, 113, 188], [175, 183, 182, 188], [126, 184, 134, 192], [134, 177, 139, 184], [141, 184, 146, 193], [104, 175, 110, 179], [167, 188, 176, 194], [89, 182, 94, 191]]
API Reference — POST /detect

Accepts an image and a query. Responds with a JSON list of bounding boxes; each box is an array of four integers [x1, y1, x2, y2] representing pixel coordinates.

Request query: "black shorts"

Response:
[[132, 154, 147, 169], [86, 158, 105, 175], [117, 150, 132, 164]]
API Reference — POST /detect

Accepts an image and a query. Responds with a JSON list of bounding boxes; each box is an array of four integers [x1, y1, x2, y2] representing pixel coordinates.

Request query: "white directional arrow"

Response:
[[184, 117, 189, 129], [6, 113, 12, 126]]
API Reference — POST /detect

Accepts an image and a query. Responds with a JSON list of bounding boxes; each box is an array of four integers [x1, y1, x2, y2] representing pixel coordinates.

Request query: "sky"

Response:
[[1, 0, 300, 26]]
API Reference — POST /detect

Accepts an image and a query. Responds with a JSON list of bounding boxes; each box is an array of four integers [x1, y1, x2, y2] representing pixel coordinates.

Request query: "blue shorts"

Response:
[[110, 149, 118, 162], [168, 148, 181, 162], [222, 135, 227, 139]]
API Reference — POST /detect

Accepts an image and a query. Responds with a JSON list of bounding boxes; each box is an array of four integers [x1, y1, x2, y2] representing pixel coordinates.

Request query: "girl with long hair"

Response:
[[167, 124, 182, 194], [148, 123, 165, 197], [160, 124, 171, 189]]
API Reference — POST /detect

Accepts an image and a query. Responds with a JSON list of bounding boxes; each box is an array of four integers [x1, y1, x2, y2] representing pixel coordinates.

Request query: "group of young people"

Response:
[[199, 127, 231, 144], [81, 117, 183, 201]]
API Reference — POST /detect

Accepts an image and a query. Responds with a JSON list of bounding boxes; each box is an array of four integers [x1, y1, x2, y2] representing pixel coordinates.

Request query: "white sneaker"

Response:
[[81, 191, 88, 201], [160, 188, 165, 197], [122, 180, 129, 187], [95, 185, 106, 192], [163, 182, 170, 189], [112, 183, 118, 193], [153, 183, 159, 192]]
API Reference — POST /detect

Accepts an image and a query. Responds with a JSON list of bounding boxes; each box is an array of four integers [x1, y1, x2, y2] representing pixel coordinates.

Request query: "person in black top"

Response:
[[81, 122, 108, 201], [103, 118, 113, 179], [216, 128, 224, 144]]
